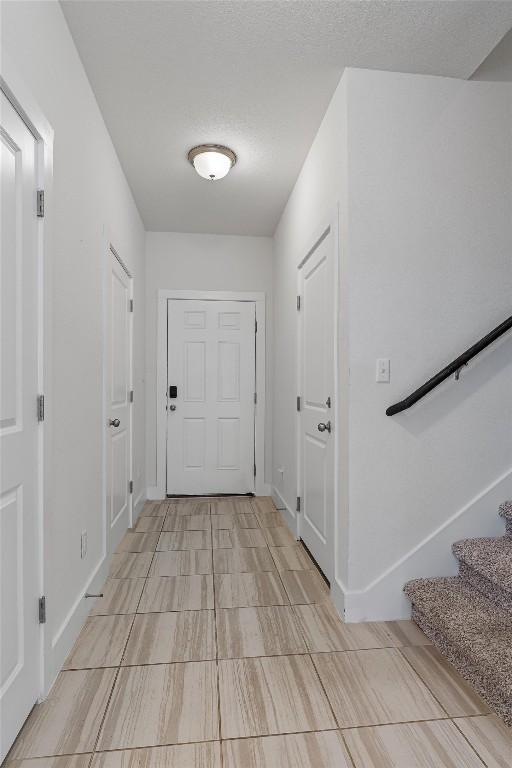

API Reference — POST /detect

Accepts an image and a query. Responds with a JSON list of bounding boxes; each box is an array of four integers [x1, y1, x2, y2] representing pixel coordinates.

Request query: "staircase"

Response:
[[404, 501, 512, 725]]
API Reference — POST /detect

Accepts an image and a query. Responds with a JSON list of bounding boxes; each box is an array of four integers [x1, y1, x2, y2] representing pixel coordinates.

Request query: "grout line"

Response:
[[210, 503, 225, 767]]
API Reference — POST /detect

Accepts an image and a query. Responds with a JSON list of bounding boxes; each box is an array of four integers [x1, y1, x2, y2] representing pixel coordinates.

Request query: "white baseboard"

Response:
[[271, 486, 298, 537], [45, 553, 109, 696], [133, 489, 146, 522], [344, 467, 512, 622]]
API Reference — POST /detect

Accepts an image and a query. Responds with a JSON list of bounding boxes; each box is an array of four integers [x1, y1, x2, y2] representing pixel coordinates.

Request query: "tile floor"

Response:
[[6, 497, 512, 767]]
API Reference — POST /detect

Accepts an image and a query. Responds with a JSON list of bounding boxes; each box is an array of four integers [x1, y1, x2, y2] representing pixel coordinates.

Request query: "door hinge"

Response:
[[253, 463, 257, 478], [129, 299, 134, 312], [255, 318, 258, 333], [36, 190, 45, 218], [296, 496, 301, 512], [39, 596, 46, 624], [129, 480, 133, 494], [296, 396, 301, 412], [37, 394, 45, 422], [296, 295, 301, 311], [254, 392, 257, 405], [129, 390, 134, 403]]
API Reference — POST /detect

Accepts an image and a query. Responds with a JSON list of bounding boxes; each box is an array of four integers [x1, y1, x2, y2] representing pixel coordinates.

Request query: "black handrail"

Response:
[[386, 314, 512, 416]]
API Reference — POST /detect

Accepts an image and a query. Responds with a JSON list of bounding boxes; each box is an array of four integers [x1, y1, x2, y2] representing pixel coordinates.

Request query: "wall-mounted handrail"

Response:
[[386, 314, 512, 416]]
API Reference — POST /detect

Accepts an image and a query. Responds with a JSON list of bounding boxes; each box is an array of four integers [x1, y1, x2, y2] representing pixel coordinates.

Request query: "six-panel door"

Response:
[[0, 92, 41, 762], [167, 299, 256, 495]]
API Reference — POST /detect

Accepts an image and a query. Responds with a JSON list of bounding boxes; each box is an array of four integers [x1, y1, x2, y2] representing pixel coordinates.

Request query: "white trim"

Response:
[[1, 55, 55, 699], [295, 210, 340, 583], [271, 485, 298, 537], [156, 290, 267, 499]]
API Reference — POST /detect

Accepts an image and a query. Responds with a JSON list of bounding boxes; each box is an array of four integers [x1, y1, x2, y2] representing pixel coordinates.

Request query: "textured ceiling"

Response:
[[61, 1, 512, 236]]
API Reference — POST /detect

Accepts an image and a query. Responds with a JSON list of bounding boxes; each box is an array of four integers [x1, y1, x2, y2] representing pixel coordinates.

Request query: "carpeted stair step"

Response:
[[452, 536, 512, 612], [499, 500, 512, 536], [404, 576, 512, 725]]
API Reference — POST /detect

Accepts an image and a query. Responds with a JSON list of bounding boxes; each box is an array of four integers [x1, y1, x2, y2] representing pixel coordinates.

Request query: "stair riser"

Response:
[[411, 606, 511, 726], [458, 562, 512, 612]]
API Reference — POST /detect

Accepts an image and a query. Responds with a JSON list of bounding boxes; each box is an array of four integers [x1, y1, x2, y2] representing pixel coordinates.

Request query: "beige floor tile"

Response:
[[89, 579, 145, 616], [10, 669, 116, 758], [91, 743, 221, 768], [294, 604, 430, 652], [213, 528, 267, 548], [454, 715, 512, 768], [281, 570, 329, 605], [223, 731, 352, 768], [97, 662, 218, 749], [270, 545, 314, 571], [215, 572, 289, 608], [211, 513, 259, 529], [149, 549, 212, 576], [115, 532, 159, 553], [401, 645, 490, 716], [132, 516, 164, 533], [251, 497, 277, 514], [263, 526, 296, 547], [313, 648, 445, 728], [344, 720, 487, 768], [138, 575, 214, 612], [109, 552, 153, 579], [256, 512, 286, 528], [219, 655, 335, 739], [139, 501, 167, 517], [64, 615, 133, 669], [211, 499, 255, 515], [6, 758, 91, 768], [123, 611, 215, 664], [167, 500, 210, 515], [157, 530, 211, 550], [163, 514, 211, 531], [213, 547, 276, 574], [216, 606, 307, 658]]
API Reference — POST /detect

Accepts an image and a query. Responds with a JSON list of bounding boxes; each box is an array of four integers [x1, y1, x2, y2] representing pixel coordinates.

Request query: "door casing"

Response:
[[155, 290, 267, 499]]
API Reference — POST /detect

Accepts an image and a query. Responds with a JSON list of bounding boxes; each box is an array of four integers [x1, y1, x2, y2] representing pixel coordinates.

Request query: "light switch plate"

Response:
[[376, 358, 390, 383]]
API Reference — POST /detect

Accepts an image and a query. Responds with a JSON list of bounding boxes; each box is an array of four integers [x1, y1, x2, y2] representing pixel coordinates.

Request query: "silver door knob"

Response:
[[109, 418, 120, 427], [317, 421, 331, 433], [169, 404, 176, 411]]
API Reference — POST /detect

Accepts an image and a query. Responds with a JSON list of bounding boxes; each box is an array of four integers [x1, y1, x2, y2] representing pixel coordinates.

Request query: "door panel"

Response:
[[0, 92, 40, 763], [167, 299, 255, 495], [298, 231, 335, 581], [107, 254, 132, 547]]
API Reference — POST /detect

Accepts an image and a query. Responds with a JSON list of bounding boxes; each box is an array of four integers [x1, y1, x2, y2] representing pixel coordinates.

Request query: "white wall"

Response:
[[471, 27, 512, 81], [273, 68, 512, 621], [2, 0, 146, 685], [145, 231, 273, 491]]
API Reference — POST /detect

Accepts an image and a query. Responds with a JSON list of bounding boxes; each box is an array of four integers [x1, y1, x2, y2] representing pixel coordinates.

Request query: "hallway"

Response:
[[6, 497, 510, 767]]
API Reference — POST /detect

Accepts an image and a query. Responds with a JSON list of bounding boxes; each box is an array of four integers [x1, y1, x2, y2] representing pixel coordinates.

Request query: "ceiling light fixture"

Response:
[[188, 144, 237, 181]]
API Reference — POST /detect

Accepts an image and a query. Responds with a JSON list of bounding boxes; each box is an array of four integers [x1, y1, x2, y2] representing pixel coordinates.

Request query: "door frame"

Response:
[[296, 212, 341, 580], [102, 243, 134, 555], [1, 56, 54, 700], [155, 290, 266, 499]]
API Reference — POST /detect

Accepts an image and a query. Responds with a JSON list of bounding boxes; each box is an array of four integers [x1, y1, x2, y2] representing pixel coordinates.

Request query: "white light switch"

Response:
[[376, 358, 390, 383]]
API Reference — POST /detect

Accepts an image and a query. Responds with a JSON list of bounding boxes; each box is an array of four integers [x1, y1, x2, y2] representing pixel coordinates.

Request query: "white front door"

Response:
[[106, 251, 132, 552], [0, 92, 41, 762], [167, 299, 256, 495], [298, 230, 335, 581]]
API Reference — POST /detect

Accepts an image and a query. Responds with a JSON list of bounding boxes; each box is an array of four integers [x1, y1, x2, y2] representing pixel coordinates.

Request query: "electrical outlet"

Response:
[[81, 530, 87, 559]]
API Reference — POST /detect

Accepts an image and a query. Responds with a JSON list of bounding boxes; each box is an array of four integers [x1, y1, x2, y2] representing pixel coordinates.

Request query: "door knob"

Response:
[[169, 404, 176, 411], [317, 421, 331, 433], [109, 418, 120, 427]]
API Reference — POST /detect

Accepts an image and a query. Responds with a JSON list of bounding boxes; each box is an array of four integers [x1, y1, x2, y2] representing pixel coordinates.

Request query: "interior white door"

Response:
[[0, 92, 41, 762], [167, 299, 256, 495], [106, 252, 132, 552], [298, 230, 335, 581]]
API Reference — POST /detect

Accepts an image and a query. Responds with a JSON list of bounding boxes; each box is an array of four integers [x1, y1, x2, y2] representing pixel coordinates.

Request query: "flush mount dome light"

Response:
[[188, 144, 237, 181]]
